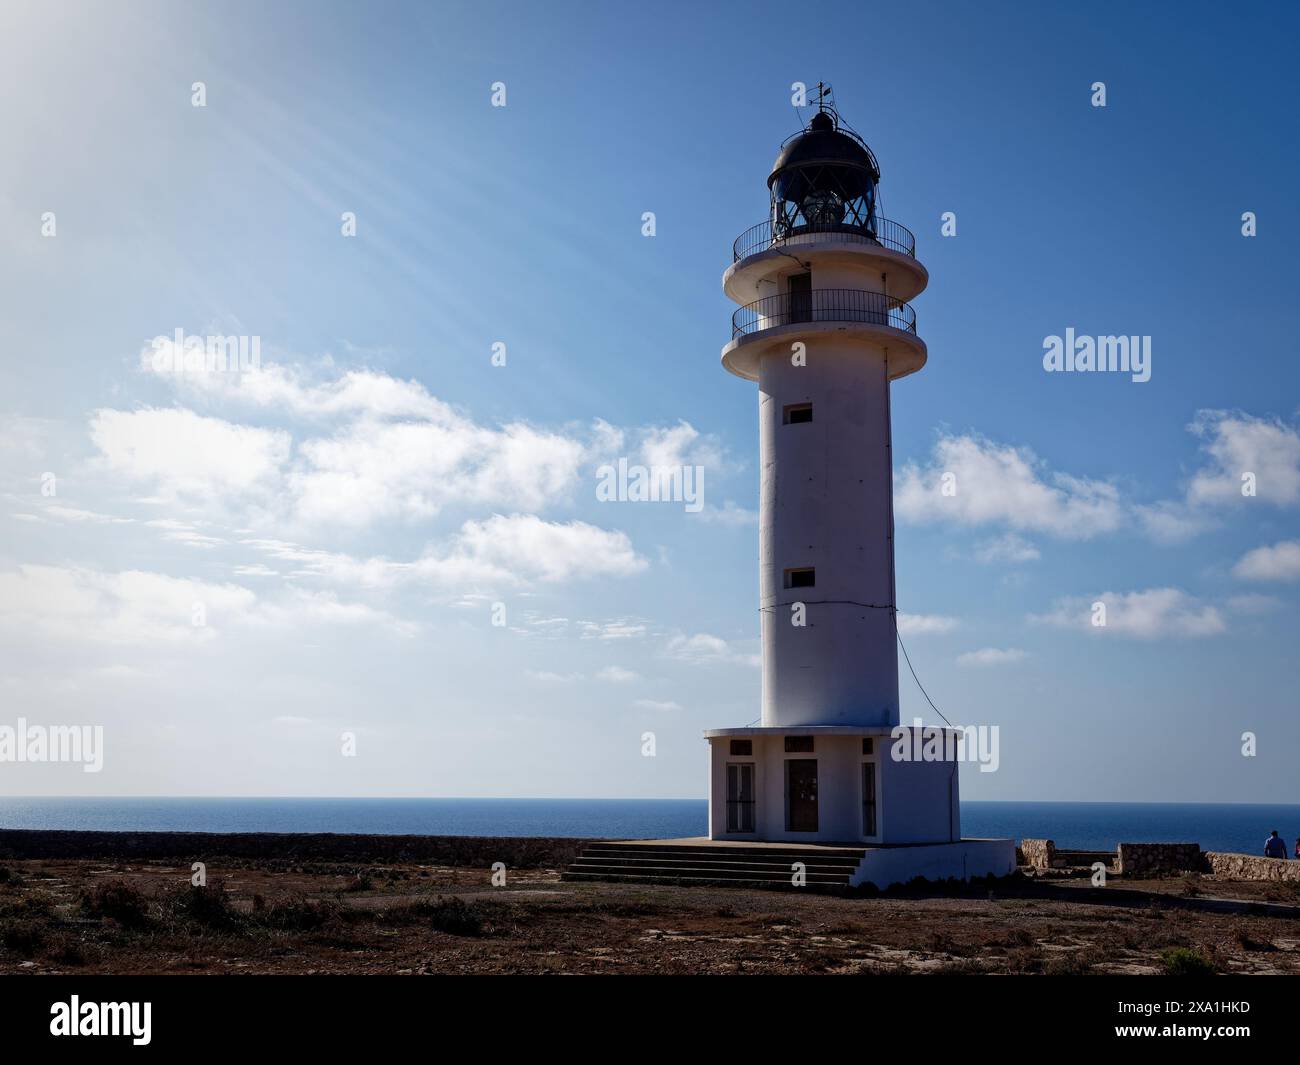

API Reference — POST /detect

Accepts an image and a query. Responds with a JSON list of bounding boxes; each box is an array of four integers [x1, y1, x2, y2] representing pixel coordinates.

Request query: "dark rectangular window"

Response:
[[783, 403, 813, 425], [862, 762, 877, 836], [862, 738, 873, 755], [784, 735, 814, 753], [729, 739, 752, 756], [785, 567, 815, 589]]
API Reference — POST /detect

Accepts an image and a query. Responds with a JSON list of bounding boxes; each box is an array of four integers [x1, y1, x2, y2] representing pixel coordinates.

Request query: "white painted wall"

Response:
[[758, 332, 901, 728], [878, 745, 961, 844], [708, 730, 957, 844], [852, 840, 1017, 890]]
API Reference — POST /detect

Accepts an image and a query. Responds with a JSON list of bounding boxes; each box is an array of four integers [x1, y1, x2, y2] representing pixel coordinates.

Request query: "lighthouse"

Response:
[[700, 92, 1015, 884]]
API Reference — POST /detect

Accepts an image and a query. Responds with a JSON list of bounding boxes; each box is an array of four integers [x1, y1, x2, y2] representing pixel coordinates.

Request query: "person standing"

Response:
[[1264, 830, 1287, 859]]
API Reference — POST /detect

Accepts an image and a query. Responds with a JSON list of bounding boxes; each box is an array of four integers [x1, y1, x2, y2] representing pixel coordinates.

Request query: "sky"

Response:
[[0, 0, 1297, 803]]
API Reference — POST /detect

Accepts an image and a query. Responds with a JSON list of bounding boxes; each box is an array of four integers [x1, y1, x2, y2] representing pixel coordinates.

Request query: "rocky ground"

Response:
[[3, 858, 1299, 975]]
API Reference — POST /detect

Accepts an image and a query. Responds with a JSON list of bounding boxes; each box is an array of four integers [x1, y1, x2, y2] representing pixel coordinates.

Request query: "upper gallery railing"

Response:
[[731, 288, 917, 340], [733, 216, 916, 263]]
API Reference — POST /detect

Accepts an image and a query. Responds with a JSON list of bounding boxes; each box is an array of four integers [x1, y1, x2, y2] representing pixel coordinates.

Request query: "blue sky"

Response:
[[1, 0, 1298, 802]]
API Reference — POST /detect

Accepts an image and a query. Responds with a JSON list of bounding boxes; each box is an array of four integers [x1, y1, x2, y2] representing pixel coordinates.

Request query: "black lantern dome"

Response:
[[768, 107, 880, 238]]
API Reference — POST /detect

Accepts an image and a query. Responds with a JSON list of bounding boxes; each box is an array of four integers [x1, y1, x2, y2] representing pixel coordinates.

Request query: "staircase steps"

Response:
[[563, 840, 867, 892]]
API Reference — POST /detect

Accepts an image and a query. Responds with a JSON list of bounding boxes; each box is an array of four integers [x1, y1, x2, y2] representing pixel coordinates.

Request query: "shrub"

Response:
[[173, 884, 245, 931], [46, 935, 89, 966], [1004, 946, 1045, 973], [257, 897, 340, 932], [1003, 927, 1035, 948], [1161, 946, 1216, 976], [1234, 928, 1276, 953], [420, 896, 486, 936], [1, 919, 46, 955], [1044, 950, 1096, 975], [81, 880, 153, 930]]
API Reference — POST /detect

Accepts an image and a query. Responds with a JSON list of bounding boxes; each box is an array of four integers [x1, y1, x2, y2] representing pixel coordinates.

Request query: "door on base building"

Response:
[[726, 763, 755, 833], [785, 759, 818, 832]]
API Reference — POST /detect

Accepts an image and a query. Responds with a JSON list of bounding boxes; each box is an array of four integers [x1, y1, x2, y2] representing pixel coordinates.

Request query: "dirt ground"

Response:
[[3, 858, 1300, 975]]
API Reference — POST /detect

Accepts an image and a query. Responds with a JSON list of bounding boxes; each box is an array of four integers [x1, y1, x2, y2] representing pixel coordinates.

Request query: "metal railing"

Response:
[[733, 216, 916, 262], [732, 288, 917, 340]]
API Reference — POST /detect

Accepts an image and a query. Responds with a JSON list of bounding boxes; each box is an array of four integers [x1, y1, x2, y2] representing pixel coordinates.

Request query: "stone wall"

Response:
[[0, 829, 590, 869], [1020, 838, 1055, 870], [1116, 842, 1203, 876], [1204, 851, 1300, 882], [1055, 849, 1114, 868]]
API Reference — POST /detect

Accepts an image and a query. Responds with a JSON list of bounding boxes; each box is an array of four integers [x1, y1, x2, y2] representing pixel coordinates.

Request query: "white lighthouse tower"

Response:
[[701, 93, 1014, 886]]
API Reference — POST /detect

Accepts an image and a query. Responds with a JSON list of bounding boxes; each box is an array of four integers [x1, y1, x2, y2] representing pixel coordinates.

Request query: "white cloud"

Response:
[[897, 613, 959, 635], [595, 666, 640, 682], [956, 647, 1027, 667], [973, 533, 1040, 564], [449, 514, 645, 584], [0, 416, 58, 465], [578, 619, 649, 640], [1132, 500, 1214, 544], [1127, 411, 1300, 544], [233, 564, 280, 578], [895, 433, 1122, 538], [633, 699, 682, 712], [1033, 588, 1226, 638], [0, 565, 411, 645], [290, 418, 585, 527], [131, 357, 735, 534], [145, 519, 226, 548], [1226, 593, 1283, 615], [663, 632, 759, 667], [0, 565, 257, 645], [1233, 540, 1300, 583], [637, 420, 727, 473], [245, 514, 646, 591], [248, 589, 416, 635], [1186, 411, 1300, 507], [142, 351, 446, 421], [89, 408, 289, 503], [42, 505, 134, 525], [698, 500, 758, 526]]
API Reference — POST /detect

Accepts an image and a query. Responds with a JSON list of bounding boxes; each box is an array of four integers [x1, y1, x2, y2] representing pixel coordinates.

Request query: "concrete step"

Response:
[[562, 871, 850, 893], [565, 840, 866, 890], [569, 862, 851, 884], [569, 857, 855, 876], [584, 842, 866, 861]]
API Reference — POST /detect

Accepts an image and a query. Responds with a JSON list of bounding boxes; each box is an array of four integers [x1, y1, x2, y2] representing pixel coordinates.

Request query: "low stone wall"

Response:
[[1205, 851, 1300, 882], [0, 829, 590, 869], [1116, 842, 1203, 876], [1020, 838, 1055, 870], [1055, 849, 1114, 868]]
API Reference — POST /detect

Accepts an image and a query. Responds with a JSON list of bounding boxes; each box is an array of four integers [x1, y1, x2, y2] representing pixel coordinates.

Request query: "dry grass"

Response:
[[1, 858, 1299, 975]]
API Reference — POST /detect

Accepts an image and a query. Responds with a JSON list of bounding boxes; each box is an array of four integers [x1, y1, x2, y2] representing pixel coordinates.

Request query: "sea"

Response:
[[0, 797, 1297, 856]]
